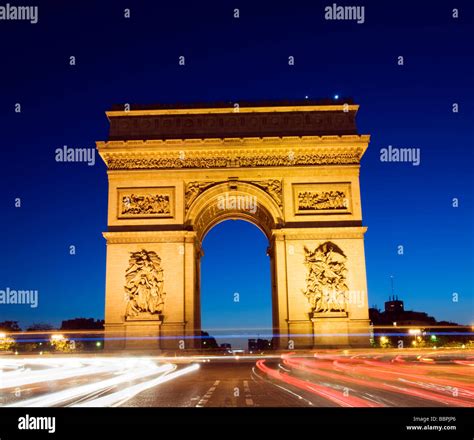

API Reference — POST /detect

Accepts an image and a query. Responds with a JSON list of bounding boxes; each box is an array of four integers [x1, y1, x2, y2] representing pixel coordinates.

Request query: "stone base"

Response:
[[311, 317, 371, 348], [104, 321, 201, 351], [104, 320, 162, 350], [125, 312, 164, 322]]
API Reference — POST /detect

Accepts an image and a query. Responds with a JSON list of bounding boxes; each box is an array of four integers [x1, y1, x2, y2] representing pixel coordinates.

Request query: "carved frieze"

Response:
[[298, 190, 346, 210], [104, 150, 364, 170], [118, 187, 174, 219], [293, 183, 351, 215], [125, 249, 166, 320], [302, 242, 349, 315]]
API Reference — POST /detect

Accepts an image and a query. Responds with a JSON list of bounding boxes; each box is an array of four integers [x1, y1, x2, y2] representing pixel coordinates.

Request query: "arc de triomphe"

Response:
[[97, 100, 371, 349]]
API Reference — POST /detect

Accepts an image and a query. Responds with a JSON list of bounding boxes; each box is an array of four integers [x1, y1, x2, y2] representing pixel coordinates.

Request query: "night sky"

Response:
[[0, 1, 472, 333]]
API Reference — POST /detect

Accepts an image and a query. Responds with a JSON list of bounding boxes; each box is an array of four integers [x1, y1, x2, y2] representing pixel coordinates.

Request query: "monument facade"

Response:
[[97, 100, 371, 349]]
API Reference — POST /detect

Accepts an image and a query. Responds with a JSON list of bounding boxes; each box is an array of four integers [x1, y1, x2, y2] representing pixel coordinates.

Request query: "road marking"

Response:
[[251, 366, 314, 406], [195, 380, 220, 407], [243, 380, 254, 406]]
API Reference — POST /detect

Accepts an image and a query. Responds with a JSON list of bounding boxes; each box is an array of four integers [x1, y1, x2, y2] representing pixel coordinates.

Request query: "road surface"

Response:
[[0, 351, 473, 407]]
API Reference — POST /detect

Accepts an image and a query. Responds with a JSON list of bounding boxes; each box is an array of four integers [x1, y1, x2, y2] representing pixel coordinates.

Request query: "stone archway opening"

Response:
[[199, 219, 273, 351], [187, 181, 282, 351]]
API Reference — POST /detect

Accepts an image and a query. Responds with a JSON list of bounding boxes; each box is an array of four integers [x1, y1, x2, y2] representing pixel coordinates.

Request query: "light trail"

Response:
[[1, 363, 113, 389], [256, 360, 382, 407], [6, 361, 174, 407], [284, 358, 474, 406], [74, 364, 200, 407]]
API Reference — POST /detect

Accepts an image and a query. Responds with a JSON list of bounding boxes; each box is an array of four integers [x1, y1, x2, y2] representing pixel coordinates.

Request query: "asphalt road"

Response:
[[1, 351, 473, 408], [125, 360, 312, 407]]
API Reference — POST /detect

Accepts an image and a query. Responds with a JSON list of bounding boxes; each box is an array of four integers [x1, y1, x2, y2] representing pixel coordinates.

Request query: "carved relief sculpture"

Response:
[[185, 181, 214, 209], [251, 179, 283, 208], [185, 179, 282, 211], [122, 193, 170, 216], [106, 149, 364, 170], [303, 242, 348, 314], [298, 190, 347, 211], [125, 250, 166, 319]]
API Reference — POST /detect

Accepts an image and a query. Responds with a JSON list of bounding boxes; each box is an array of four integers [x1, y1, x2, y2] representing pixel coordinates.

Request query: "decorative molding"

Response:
[[118, 187, 174, 218], [184, 179, 282, 211], [185, 181, 215, 210], [303, 242, 349, 314], [250, 179, 282, 208], [98, 134, 369, 149], [103, 231, 197, 244], [271, 227, 367, 241], [106, 104, 360, 117], [97, 136, 370, 170], [125, 250, 166, 319], [194, 202, 275, 241], [102, 149, 364, 170]]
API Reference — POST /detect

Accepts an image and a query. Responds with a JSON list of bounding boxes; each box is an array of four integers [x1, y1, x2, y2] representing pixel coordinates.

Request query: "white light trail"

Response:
[[6, 362, 174, 407], [74, 363, 200, 407]]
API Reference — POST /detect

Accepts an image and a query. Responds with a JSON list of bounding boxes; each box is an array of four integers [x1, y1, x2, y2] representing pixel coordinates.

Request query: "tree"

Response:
[[0, 335, 15, 351], [0, 321, 21, 332], [27, 323, 54, 331]]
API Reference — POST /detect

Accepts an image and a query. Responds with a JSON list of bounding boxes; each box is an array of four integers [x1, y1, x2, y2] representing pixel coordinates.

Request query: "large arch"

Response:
[[186, 181, 283, 241], [185, 182, 282, 346], [98, 101, 372, 350]]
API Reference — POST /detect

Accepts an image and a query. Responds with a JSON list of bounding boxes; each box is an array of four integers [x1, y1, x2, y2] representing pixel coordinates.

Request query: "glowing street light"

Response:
[[408, 329, 421, 335]]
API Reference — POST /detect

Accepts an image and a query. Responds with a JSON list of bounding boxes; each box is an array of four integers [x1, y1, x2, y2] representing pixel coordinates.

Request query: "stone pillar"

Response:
[[271, 227, 370, 348], [103, 231, 199, 351]]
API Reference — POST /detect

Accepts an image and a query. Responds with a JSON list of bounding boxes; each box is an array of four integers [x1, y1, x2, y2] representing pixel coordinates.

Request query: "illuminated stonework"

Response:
[[120, 193, 171, 217], [298, 191, 347, 211], [185, 179, 282, 212], [125, 250, 166, 319], [303, 242, 348, 314], [98, 101, 371, 349]]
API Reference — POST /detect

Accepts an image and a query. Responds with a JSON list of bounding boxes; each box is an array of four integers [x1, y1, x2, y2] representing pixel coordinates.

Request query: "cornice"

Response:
[[97, 135, 369, 170], [106, 105, 359, 118]]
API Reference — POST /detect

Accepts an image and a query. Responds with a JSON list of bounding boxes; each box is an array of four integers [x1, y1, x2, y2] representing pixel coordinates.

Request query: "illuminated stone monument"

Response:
[[97, 100, 371, 349]]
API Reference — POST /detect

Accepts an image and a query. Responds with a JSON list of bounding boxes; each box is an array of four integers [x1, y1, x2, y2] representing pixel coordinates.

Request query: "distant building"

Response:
[[248, 338, 273, 351], [370, 296, 438, 327], [200, 331, 219, 349], [384, 295, 404, 313], [369, 295, 470, 346]]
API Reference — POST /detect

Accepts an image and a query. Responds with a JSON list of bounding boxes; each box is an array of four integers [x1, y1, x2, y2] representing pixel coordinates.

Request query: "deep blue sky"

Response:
[[0, 1, 472, 331]]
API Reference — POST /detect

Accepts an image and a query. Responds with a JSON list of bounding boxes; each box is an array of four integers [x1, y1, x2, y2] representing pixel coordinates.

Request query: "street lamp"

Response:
[[408, 328, 421, 335]]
